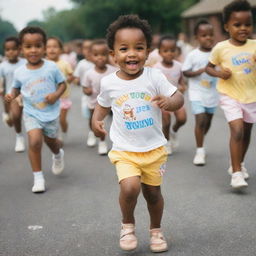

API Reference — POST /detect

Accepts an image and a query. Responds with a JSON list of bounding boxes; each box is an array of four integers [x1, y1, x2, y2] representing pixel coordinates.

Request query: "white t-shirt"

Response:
[[82, 64, 117, 109], [74, 59, 94, 83], [97, 67, 177, 152], [182, 48, 219, 107], [153, 60, 182, 87], [0, 58, 26, 93]]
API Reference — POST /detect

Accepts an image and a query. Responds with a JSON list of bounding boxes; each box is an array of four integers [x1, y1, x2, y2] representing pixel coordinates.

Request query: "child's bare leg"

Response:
[[11, 100, 22, 133], [172, 107, 186, 132], [194, 113, 207, 147], [142, 184, 163, 229], [44, 136, 61, 154], [119, 176, 141, 224], [60, 108, 68, 133], [3, 101, 13, 126], [204, 113, 213, 135], [241, 122, 253, 161], [162, 112, 170, 140], [229, 119, 243, 172], [27, 129, 43, 172]]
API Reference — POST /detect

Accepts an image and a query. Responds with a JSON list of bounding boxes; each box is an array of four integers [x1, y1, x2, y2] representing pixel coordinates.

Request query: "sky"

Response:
[[0, 0, 74, 31]]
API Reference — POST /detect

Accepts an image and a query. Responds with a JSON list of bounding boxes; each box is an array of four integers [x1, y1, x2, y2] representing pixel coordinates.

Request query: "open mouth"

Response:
[[126, 61, 139, 69]]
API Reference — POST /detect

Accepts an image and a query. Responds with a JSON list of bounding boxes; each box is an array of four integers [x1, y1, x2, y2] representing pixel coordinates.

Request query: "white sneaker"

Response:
[[170, 131, 179, 149], [52, 149, 64, 175], [15, 135, 25, 152], [87, 131, 97, 147], [32, 178, 45, 193], [230, 171, 248, 189], [227, 163, 249, 180], [98, 141, 108, 155], [165, 141, 172, 155], [193, 151, 206, 166]]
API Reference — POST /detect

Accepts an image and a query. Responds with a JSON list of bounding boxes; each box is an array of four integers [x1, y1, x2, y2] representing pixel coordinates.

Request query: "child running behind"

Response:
[[46, 37, 73, 143], [182, 20, 218, 166], [206, 0, 256, 189], [92, 15, 183, 252], [5, 27, 66, 193], [0, 37, 26, 152], [82, 39, 116, 154], [154, 35, 187, 155]]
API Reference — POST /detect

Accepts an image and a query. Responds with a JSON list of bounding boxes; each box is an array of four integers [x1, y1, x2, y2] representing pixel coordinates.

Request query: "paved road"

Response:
[[1, 86, 256, 256]]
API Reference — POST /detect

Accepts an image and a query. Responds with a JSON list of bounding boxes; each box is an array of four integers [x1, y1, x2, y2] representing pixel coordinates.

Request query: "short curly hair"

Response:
[[4, 36, 20, 49], [106, 14, 152, 50], [19, 26, 47, 45], [223, 0, 252, 24]]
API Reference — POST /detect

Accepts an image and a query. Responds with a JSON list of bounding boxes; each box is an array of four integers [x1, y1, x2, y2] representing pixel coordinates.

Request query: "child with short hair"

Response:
[[82, 39, 116, 154], [5, 27, 66, 193], [154, 35, 187, 154], [92, 15, 184, 253], [46, 37, 73, 143], [0, 36, 26, 152], [182, 20, 218, 166], [206, 0, 256, 189]]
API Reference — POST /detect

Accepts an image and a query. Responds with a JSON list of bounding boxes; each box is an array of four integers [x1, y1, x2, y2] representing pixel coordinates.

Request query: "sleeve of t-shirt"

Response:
[[209, 44, 221, 66], [97, 77, 111, 108], [81, 70, 91, 88], [73, 62, 81, 78], [12, 70, 22, 89], [54, 65, 65, 85], [65, 62, 73, 75], [182, 52, 193, 71], [153, 68, 177, 97]]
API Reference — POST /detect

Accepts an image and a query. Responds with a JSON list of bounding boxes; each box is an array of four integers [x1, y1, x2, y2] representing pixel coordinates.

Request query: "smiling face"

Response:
[[196, 24, 214, 51], [159, 39, 176, 66], [111, 28, 149, 80], [224, 11, 253, 46], [21, 33, 45, 69], [46, 38, 62, 62], [90, 43, 109, 71], [4, 41, 20, 63]]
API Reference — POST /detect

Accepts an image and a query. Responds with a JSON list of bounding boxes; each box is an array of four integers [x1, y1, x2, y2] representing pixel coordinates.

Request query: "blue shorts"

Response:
[[23, 113, 59, 138], [191, 101, 216, 115]]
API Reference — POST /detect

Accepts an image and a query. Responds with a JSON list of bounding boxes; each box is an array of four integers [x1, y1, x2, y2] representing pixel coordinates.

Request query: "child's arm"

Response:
[[151, 91, 184, 112], [205, 62, 232, 80], [45, 82, 67, 104], [92, 104, 111, 138], [183, 68, 205, 78], [83, 86, 93, 96], [178, 75, 187, 94], [5, 88, 20, 103]]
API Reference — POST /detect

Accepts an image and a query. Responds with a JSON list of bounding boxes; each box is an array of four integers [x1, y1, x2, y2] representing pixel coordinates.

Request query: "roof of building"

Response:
[[182, 0, 256, 18]]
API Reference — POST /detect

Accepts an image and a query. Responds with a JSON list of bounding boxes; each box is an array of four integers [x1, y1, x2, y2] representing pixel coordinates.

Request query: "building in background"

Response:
[[182, 0, 256, 43]]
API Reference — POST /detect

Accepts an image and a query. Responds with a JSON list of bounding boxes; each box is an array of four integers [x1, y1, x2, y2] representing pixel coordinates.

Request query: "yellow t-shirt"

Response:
[[209, 39, 256, 103], [56, 59, 73, 98]]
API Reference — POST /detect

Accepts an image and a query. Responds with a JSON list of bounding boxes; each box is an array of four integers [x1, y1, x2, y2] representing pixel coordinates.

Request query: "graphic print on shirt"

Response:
[[232, 52, 255, 75], [198, 59, 216, 89], [116, 91, 154, 131], [23, 76, 56, 110]]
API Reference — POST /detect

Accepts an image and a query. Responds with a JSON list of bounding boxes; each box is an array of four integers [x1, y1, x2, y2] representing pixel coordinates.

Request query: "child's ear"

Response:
[[109, 49, 115, 60], [224, 24, 229, 32]]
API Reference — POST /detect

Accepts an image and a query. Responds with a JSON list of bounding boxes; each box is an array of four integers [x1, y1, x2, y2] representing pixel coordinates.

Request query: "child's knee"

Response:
[[231, 128, 243, 141], [143, 187, 162, 204], [121, 184, 140, 203], [29, 139, 42, 151]]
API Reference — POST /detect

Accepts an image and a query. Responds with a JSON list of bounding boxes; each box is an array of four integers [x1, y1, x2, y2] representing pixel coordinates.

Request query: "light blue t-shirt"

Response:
[[0, 58, 26, 93], [13, 59, 65, 122]]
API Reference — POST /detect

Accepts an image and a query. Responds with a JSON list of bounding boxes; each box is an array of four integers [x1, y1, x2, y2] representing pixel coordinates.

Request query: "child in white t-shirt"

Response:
[[154, 35, 187, 155], [182, 20, 218, 166], [82, 39, 116, 154], [92, 15, 183, 253], [0, 37, 26, 152]]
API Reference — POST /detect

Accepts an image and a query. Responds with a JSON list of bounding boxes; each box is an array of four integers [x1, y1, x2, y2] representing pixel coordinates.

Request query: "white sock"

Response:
[[33, 171, 44, 180], [196, 147, 205, 154], [54, 149, 63, 159]]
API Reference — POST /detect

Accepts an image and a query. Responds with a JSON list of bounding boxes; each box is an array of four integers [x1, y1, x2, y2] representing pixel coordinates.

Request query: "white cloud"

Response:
[[0, 0, 73, 31]]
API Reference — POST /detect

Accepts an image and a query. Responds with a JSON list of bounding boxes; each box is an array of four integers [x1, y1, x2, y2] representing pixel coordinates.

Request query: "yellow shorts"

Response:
[[108, 146, 167, 186]]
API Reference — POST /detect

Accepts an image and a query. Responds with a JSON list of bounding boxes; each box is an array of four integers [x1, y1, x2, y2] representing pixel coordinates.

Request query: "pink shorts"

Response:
[[219, 94, 256, 123], [60, 98, 72, 110]]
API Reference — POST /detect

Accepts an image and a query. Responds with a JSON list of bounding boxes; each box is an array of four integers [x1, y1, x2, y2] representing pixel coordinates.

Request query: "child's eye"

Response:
[[136, 47, 144, 50], [120, 47, 127, 51]]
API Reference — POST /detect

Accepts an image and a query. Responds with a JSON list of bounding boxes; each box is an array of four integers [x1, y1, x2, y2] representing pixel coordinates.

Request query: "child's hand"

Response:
[[196, 67, 205, 75], [92, 120, 107, 138], [45, 93, 58, 104], [5, 94, 15, 103], [151, 95, 171, 110], [220, 67, 232, 80]]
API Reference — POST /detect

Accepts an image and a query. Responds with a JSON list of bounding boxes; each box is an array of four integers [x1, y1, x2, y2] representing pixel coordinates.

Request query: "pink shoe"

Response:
[[150, 228, 168, 253], [119, 223, 138, 251]]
